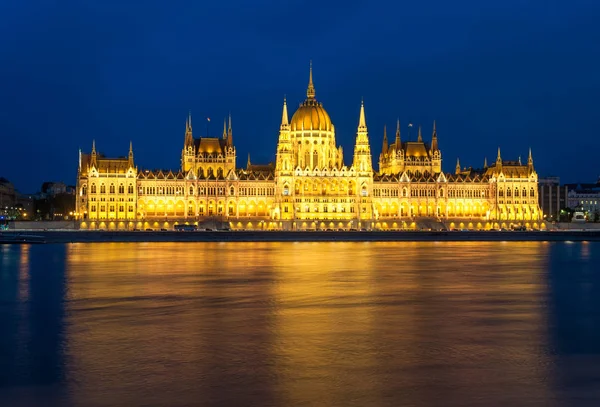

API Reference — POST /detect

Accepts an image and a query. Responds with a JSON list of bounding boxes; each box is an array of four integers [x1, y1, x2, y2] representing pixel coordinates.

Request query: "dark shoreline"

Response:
[[2, 230, 600, 243]]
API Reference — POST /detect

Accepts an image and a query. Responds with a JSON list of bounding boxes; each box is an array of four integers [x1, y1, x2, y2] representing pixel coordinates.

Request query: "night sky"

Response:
[[1, 0, 599, 193]]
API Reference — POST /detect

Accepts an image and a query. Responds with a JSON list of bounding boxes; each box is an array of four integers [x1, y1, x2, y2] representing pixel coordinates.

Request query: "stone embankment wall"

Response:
[[9, 221, 78, 230]]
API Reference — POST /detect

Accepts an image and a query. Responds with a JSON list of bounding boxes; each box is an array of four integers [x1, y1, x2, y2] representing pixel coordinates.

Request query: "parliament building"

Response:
[[75, 65, 544, 231]]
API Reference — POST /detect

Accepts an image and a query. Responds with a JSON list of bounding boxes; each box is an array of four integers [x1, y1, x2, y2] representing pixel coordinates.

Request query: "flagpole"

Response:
[[206, 118, 210, 138]]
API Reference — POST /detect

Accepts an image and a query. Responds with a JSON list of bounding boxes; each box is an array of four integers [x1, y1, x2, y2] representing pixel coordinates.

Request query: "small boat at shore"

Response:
[[0, 233, 46, 244]]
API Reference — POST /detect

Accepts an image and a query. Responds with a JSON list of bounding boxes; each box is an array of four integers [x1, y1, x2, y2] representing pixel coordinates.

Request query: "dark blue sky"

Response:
[[1, 0, 599, 192]]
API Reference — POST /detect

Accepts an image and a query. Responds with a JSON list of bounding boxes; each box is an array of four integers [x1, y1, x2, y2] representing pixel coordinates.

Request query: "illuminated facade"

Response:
[[76, 65, 543, 230]]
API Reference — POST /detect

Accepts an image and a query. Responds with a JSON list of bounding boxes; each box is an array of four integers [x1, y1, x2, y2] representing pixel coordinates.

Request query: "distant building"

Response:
[[0, 177, 16, 210], [538, 177, 569, 221], [566, 178, 600, 217]]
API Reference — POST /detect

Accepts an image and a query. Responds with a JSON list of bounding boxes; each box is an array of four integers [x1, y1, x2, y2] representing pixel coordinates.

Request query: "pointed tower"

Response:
[[527, 147, 534, 173], [90, 140, 97, 168], [182, 112, 196, 172], [417, 125, 423, 142], [395, 119, 401, 150], [431, 120, 438, 151], [455, 157, 461, 174], [484, 157, 488, 168], [352, 99, 373, 174], [227, 113, 233, 147], [495, 147, 503, 172], [128, 141, 134, 168], [222, 118, 227, 139], [184, 112, 194, 148], [276, 97, 293, 175], [430, 120, 442, 173], [378, 125, 389, 174], [247, 153, 251, 169]]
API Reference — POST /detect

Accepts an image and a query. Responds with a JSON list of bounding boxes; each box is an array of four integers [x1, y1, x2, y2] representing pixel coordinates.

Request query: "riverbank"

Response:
[[2, 230, 600, 243]]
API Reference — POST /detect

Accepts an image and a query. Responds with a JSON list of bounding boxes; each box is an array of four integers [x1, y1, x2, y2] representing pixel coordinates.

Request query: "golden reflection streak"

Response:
[[62, 241, 553, 406]]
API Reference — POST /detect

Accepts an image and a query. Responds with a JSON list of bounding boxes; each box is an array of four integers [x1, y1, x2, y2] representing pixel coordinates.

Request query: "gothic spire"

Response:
[[395, 118, 401, 149], [306, 60, 315, 99], [281, 96, 289, 127], [431, 120, 438, 151], [358, 98, 367, 130], [222, 118, 227, 139], [455, 157, 461, 174], [417, 125, 423, 142], [382, 125, 388, 155], [128, 141, 134, 167], [484, 157, 488, 168]]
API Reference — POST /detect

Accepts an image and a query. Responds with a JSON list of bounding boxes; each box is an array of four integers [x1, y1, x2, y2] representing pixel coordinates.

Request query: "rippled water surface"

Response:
[[1, 241, 600, 406]]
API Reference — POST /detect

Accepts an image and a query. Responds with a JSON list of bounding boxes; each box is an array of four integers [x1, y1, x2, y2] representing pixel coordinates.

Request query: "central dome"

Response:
[[290, 99, 333, 132], [289, 62, 334, 132]]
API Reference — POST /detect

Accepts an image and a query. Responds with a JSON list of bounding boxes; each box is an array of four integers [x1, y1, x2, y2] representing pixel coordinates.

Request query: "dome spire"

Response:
[[306, 60, 315, 99]]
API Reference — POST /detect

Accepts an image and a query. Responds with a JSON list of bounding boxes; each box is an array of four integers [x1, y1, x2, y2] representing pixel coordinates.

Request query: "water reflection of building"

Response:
[[75, 64, 543, 231]]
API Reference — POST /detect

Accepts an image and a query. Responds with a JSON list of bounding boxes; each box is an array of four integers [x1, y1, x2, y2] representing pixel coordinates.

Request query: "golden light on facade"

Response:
[[75, 64, 543, 231]]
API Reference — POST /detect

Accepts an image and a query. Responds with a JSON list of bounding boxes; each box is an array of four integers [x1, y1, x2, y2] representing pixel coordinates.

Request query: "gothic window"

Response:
[[91, 184, 96, 194], [207, 168, 214, 177], [100, 184, 106, 194], [403, 188, 408, 197], [128, 184, 134, 194], [283, 186, 289, 196], [82, 185, 87, 195], [530, 188, 535, 197], [499, 188, 504, 197], [198, 168, 204, 178], [514, 188, 519, 197], [305, 151, 310, 168], [109, 184, 115, 194], [217, 168, 223, 178], [230, 186, 235, 195], [361, 186, 368, 197], [439, 188, 443, 198], [119, 184, 125, 194], [313, 151, 318, 168]]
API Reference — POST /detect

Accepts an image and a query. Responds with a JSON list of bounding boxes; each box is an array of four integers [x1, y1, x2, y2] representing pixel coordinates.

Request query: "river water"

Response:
[[0, 242, 599, 407]]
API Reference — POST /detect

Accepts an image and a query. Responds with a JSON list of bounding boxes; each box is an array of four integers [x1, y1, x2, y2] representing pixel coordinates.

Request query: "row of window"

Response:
[[87, 184, 134, 194], [90, 205, 135, 213], [498, 188, 536, 198]]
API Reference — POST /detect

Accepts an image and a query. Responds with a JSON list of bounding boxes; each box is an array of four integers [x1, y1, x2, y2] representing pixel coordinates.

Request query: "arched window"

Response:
[[361, 186, 368, 197], [305, 151, 310, 168], [119, 184, 125, 194], [109, 184, 115, 194], [403, 188, 408, 197], [514, 188, 519, 197], [313, 151, 318, 168], [217, 168, 223, 178], [82, 185, 87, 195], [530, 188, 535, 197], [229, 186, 235, 195], [189, 186, 194, 195], [507, 189, 511, 197], [198, 168, 204, 178], [91, 184, 96, 194], [439, 188, 444, 198], [283, 185, 289, 196], [100, 184, 106, 194]]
